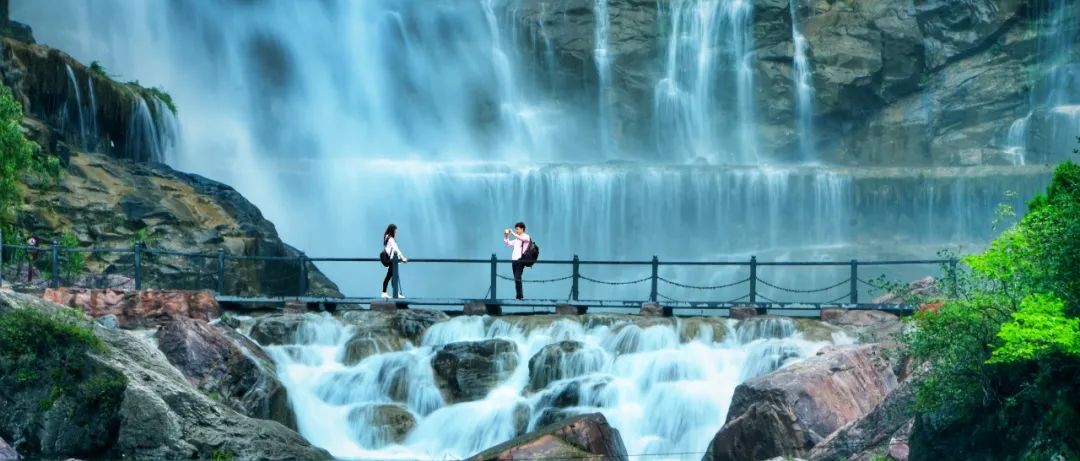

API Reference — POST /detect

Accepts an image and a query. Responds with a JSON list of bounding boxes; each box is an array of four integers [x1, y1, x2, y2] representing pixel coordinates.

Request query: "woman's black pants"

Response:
[[382, 265, 395, 292]]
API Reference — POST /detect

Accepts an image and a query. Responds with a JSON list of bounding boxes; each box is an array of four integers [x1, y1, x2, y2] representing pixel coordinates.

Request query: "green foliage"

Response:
[[59, 230, 85, 276], [88, 61, 108, 78], [128, 80, 177, 115], [145, 87, 177, 115], [907, 157, 1080, 459], [0, 85, 40, 227], [0, 306, 126, 416], [211, 449, 236, 461], [989, 293, 1080, 364], [130, 227, 161, 246]]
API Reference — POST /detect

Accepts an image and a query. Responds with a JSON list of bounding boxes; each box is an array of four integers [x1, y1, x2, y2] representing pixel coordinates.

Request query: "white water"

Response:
[[654, 0, 757, 163], [262, 314, 853, 460], [10, 0, 1058, 299], [789, 0, 815, 162], [62, 64, 86, 148], [1005, 114, 1030, 166], [595, 0, 614, 155]]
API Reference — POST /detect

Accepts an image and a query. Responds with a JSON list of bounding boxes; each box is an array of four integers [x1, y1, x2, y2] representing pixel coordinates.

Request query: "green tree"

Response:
[[0, 85, 39, 228], [907, 157, 1080, 459]]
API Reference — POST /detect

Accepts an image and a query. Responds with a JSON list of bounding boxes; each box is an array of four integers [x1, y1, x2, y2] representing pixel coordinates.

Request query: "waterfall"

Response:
[[125, 95, 179, 162], [1005, 114, 1030, 166], [654, 0, 757, 164], [10, 0, 1061, 299], [262, 314, 851, 460], [63, 64, 86, 148], [595, 0, 614, 154], [86, 75, 98, 148], [789, 0, 815, 162], [1020, 0, 1080, 162]]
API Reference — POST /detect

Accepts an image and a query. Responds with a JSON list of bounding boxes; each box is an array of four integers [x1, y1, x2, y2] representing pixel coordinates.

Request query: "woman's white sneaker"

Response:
[[380, 292, 390, 299]]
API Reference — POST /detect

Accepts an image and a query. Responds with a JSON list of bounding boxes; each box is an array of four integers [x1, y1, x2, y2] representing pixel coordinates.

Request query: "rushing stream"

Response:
[[257, 313, 852, 460]]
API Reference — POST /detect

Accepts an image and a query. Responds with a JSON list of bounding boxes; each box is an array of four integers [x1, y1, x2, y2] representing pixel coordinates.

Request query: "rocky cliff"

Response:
[[0, 289, 331, 460], [514, 0, 1079, 165], [0, 13, 339, 297]]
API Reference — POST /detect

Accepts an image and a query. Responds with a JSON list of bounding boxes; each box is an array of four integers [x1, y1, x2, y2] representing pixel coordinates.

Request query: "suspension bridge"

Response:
[[0, 236, 956, 317]]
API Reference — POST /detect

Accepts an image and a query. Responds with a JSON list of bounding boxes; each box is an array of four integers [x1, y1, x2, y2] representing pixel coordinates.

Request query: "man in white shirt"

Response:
[[503, 222, 531, 300]]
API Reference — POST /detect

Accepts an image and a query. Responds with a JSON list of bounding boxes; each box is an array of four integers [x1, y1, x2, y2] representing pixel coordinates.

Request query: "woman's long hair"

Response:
[[384, 224, 397, 244]]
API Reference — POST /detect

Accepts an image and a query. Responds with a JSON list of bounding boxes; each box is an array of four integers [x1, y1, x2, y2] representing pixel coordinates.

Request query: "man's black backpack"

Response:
[[522, 240, 540, 267]]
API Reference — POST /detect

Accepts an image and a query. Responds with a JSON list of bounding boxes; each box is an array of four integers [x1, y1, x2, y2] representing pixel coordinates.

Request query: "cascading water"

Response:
[[125, 95, 179, 162], [654, 0, 757, 163], [86, 75, 98, 146], [260, 313, 852, 460], [789, 0, 815, 162], [10, 0, 1063, 299], [594, 0, 614, 154], [1013, 0, 1080, 162], [1005, 114, 1030, 166], [62, 64, 86, 148]]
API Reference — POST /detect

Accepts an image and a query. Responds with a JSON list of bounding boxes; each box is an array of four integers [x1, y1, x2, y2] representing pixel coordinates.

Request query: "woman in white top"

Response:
[[382, 224, 408, 298]]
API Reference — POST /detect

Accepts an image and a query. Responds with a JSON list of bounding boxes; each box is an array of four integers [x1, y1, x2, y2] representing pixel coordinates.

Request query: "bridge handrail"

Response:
[[0, 232, 960, 304]]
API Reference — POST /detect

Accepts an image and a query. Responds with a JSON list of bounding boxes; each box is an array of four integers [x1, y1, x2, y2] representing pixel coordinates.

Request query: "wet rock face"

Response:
[[248, 313, 310, 345], [808, 372, 919, 461], [156, 317, 296, 429], [42, 288, 219, 328], [704, 344, 899, 461], [347, 404, 417, 448], [431, 339, 519, 403], [527, 340, 592, 392], [0, 290, 331, 461], [17, 151, 341, 297], [468, 413, 629, 461], [507, 0, 1073, 165], [392, 309, 451, 343], [0, 436, 20, 460]]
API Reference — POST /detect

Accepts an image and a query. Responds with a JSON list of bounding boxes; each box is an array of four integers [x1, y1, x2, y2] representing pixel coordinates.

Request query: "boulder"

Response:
[[42, 288, 219, 328], [467, 413, 628, 461], [432, 339, 518, 403], [639, 303, 666, 317], [347, 404, 416, 448], [343, 325, 405, 366], [0, 290, 331, 461], [704, 344, 899, 461], [870, 277, 939, 304], [248, 313, 309, 345], [156, 317, 296, 429], [528, 341, 609, 392], [808, 370, 919, 461], [0, 437, 18, 461], [729, 306, 759, 320], [822, 309, 904, 345], [391, 309, 450, 343]]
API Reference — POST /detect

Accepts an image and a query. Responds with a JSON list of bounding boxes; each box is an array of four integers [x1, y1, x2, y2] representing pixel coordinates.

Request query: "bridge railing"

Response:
[[0, 233, 960, 305]]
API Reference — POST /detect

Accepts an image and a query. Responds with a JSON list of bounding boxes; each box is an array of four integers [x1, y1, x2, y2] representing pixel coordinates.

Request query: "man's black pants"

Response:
[[512, 261, 526, 299]]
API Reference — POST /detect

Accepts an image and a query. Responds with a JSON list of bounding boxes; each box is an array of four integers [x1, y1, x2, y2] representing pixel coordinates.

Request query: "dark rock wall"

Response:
[[511, 0, 1079, 165]]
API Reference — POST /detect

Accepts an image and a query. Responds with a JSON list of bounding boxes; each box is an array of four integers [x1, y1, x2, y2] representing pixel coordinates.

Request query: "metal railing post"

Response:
[[748, 256, 757, 304], [490, 254, 497, 301], [650, 256, 659, 302], [134, 242, 143, 290], [850, 259, 858, 304], [217, 249, 226, 294], [391, 254, 400, 298], [571, 255, 580, 301], [297, 253, 307, 297], [51, 240, 59, 288], [948, 258, 959, 298]]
